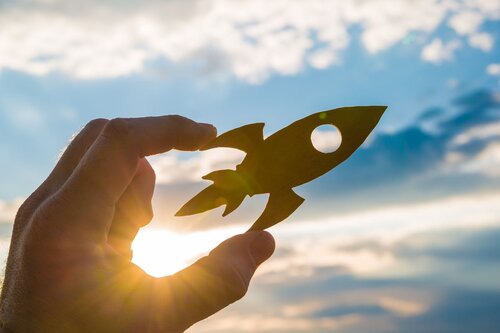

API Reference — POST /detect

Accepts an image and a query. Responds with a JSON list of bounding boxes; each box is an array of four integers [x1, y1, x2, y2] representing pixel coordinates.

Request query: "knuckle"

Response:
[[84, 118, 109, 131], [166, 114, 187, 125], [218, 264, 249, 302], [11, 188, 52, 237], [31, 192, 68, 224], [102, 118, 132, 142], [15, 195, 40, 224]]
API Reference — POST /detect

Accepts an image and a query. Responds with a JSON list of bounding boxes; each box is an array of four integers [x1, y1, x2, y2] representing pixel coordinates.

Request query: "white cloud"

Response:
[[0, 0, 498, 83], [446, 121, 500, 178], [308, 49, 339, 70], [262, 191, 500, 278], [448, 10, 484, 35], [150, 148, 244, 184], [0, 100, 45, 132], [451, 121, 500, 146], [0, 198, 22, 224], [421, 38, 461, 64], [487, 63, 500, 76], [468, 32, 494, 51], [457, 142, 500, 177], [196, 314, 359, 332]]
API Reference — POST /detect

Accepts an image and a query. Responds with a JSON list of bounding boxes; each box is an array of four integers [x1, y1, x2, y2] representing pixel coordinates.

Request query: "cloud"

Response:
[[191, 225, 500, 332], [0, 199, 21, 225], [149, 148, 244, 184], [450, 121, 500, 146], [395, 289, 500, 333], [487, 63, 500, 76], [453, 142, 500, 177], [448, 10, 484, 35], [421, 38, 461, 64], [0, 198, 21, 240], [196, 314, 359, 332], [468, 32, 494, 51], [0, 0, 498, 82]]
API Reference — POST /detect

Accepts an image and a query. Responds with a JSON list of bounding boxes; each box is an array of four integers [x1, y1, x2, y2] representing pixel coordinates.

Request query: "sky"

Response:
[[1, 0, 500, 332]]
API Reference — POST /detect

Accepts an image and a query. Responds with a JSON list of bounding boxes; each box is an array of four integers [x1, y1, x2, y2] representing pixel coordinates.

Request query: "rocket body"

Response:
[[177, 106, 387, 230]]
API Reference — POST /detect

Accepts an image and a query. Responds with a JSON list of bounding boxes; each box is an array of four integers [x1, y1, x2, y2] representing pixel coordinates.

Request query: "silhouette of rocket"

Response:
[[176, 106, 387, 230]]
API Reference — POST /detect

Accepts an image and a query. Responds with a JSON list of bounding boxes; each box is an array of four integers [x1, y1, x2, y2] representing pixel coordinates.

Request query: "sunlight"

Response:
[[131, 227, 240, 277]]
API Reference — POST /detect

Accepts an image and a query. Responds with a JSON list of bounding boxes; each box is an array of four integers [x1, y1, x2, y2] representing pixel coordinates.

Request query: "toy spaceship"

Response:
[[176, 106, 387, 230]]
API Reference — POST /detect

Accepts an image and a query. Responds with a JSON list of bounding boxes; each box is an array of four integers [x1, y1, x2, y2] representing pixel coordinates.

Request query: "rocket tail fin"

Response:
[[201, 123, 265, 153], [222, 191, 245, 216], [249, 189, 304, 231], [176, 170, 247, 217]]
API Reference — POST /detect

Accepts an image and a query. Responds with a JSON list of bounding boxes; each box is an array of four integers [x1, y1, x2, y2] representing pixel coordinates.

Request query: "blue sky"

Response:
[[1, 1, 500, 332]]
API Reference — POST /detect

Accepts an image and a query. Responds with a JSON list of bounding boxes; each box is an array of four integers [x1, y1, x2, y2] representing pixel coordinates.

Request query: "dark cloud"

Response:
[[395, 227, 500, 262], [312, 304, 389, 318], [396, 289, 500, 333], [336, 227, 500, 263], [416, 107, 445, 122], [442, 90, 500, 132]]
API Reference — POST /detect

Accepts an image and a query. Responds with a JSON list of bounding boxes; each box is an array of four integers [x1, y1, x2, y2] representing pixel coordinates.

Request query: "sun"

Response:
[[131, 227, 238, 277]]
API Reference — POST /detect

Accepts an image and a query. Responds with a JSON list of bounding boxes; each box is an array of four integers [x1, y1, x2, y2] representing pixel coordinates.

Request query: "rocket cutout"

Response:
[[176, 106, 387, 230]]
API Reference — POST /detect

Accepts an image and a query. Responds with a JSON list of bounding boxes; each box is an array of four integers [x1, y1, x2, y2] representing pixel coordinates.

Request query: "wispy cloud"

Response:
[[421, 38, 462, 64], [487, 63, 500, 76], [0, 0, 498, 82], [193, 225, 500, 333], [0, 199, 21, 226]]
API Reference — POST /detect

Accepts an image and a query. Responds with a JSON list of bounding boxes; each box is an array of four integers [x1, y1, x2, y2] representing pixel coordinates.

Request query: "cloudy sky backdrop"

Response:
[[1, 0, 500, 332]]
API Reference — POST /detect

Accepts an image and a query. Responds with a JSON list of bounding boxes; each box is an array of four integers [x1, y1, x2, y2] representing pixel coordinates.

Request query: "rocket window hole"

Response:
[[311, 124, 342, 153]]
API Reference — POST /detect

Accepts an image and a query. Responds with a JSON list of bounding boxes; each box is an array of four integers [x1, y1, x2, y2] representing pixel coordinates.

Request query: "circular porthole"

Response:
[[310, 124, 342, 153]]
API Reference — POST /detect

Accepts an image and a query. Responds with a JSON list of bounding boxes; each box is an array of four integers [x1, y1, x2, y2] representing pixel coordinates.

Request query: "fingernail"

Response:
[[250, 231, 275, 264]]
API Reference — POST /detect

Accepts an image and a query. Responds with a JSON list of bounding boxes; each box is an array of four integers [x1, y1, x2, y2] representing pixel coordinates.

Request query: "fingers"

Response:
[[47, 119, 109, 192], [18, 119, 108, 222], [152, 231, 275, 332], [52, 115, 216, 239], [108, 158, 156, 259]]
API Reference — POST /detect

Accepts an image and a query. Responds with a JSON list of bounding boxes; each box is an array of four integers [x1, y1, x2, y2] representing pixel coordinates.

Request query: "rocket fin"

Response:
[[201, 123, 265, 153], [202, 169, 247, 215], [222, 192, 245, 216], [249, 189, 305, 231], [175, 184, 226, 216], [202, 169, 252, 192], [176, 170, 247, 217], [203, 169, 238, 183]]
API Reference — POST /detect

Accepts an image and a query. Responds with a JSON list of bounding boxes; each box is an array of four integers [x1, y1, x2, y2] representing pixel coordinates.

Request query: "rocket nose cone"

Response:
[[374, 105, 388, 112], [373, 105, 388, 115], [353, 105, 387, 123]]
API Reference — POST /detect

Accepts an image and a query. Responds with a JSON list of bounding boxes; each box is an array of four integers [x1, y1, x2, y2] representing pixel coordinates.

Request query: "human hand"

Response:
[[0, 116, 275, 333]]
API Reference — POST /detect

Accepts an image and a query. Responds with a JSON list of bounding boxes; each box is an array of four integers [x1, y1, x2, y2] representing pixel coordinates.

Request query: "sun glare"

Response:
[[131, 227, 239, 277]]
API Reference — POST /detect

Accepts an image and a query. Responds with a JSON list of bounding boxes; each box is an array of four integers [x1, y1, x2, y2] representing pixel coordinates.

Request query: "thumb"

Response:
[[153, 231, 275, 332]]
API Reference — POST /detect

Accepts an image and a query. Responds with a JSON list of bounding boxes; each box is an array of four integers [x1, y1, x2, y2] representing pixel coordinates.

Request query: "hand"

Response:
[[0, 116, 275, 333]]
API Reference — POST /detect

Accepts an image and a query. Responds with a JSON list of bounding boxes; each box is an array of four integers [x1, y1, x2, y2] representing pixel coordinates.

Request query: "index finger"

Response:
[[53, 115, 216, 238]]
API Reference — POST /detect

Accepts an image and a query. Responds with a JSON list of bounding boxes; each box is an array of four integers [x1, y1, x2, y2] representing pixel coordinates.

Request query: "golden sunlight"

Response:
[[131, 227, 239, 277]]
